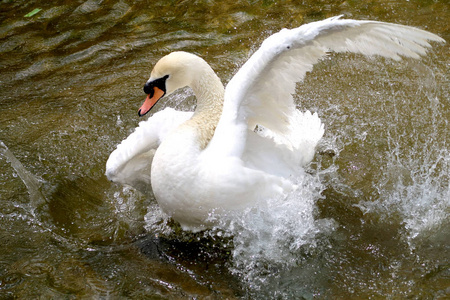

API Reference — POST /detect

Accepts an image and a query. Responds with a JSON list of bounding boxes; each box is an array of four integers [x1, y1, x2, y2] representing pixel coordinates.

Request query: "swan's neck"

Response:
[[185, 66, 224, 149]]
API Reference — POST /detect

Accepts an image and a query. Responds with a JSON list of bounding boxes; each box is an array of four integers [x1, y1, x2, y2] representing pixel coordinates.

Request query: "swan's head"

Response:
[[138, 51, 204, 117]]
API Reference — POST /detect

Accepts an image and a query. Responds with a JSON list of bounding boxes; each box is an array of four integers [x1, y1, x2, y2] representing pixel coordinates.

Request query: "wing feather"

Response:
[[207, 16, 444, 158], [106, 108, 192, 193]]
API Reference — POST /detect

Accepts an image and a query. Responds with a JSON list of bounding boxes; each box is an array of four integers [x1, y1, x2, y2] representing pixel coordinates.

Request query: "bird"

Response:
[[105, 16, 444, 232]]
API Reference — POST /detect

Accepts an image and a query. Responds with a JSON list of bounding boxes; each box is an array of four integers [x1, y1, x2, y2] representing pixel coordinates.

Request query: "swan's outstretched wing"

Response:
[[106, 108, 192, 193], [207, 16, 444, 158]]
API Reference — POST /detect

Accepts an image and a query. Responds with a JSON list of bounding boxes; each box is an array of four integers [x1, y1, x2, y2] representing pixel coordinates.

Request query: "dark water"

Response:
[[0, 0, 449, 298]]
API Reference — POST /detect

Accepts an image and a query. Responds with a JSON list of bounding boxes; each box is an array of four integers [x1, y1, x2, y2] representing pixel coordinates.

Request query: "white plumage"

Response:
[[106, 16, 444, 232]]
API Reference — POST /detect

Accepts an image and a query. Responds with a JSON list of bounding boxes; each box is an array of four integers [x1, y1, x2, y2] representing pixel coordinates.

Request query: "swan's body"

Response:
[[106, 16, 444, 232]]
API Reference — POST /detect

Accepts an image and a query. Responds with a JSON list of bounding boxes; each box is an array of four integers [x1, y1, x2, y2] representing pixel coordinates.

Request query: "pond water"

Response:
[[0, 0, 448, 298]]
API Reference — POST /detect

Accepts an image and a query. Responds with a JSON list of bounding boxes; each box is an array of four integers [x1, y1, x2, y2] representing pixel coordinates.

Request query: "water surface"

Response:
[[0, 0, 449, 298]]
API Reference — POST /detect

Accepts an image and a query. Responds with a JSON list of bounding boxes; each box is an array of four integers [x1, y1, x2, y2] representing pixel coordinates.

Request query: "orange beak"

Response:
[[138, 86, 165, 117]]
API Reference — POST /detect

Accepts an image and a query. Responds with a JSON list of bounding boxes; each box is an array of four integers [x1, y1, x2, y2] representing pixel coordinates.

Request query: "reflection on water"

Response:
[[0, 0, 448, 298]]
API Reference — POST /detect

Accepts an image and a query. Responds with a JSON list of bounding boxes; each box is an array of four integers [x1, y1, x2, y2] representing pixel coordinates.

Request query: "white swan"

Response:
[[106, 16, 444, 232]]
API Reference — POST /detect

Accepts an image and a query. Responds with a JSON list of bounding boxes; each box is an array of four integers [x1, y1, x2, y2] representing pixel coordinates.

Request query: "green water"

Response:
[[0, 0, 448, 298]]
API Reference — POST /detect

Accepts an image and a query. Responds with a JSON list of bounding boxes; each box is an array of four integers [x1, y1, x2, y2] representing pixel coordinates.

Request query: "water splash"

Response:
[[360, 144, 450, 247], [354, 68, 450, 249], [223, 169, 336, 290], [0, 140, 45, 217]]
